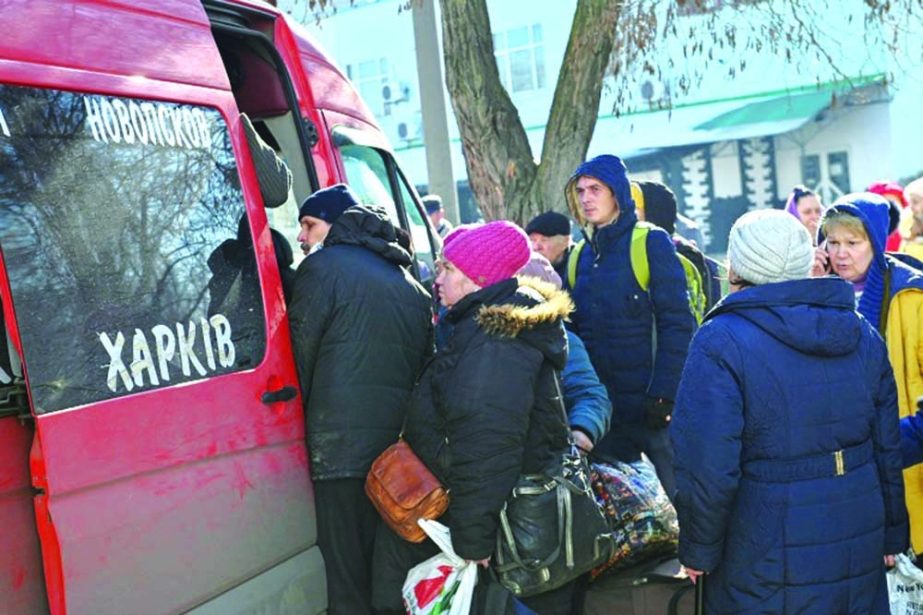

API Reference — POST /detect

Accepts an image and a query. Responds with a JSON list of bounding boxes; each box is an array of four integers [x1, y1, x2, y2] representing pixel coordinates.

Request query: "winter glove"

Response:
[[644, 397, 673, 430]]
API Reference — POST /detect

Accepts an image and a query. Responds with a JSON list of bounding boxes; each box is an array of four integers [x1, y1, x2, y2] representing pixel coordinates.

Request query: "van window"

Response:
[[0, 84, 266, 413], [337, 142, 439, 282], [339, 143, 403, 225], [395, 171, 437, 285]]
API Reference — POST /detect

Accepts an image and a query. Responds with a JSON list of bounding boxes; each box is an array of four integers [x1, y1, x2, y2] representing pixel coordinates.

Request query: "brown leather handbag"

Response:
[[365, 439, 449, 543]]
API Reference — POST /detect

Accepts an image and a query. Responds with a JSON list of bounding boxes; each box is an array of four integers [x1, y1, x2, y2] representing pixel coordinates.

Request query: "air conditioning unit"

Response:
[[382, 81, 411, 106], [394, 113, 422, 142]]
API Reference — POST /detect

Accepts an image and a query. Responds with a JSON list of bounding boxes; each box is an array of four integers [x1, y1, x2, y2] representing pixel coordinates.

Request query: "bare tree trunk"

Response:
[[439, 0, 622, 223], [531, 0, 622, 222], [439, 0, 533, 221]]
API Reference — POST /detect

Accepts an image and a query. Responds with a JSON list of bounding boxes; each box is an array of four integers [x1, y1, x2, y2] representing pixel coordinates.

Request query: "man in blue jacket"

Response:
[[564, 154, 694, 498], [519, 251, 612, 451]]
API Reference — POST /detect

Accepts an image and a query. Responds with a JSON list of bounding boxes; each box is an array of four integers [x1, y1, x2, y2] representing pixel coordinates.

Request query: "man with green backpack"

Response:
[[564, 155, 695, 500], [632, 179, 723, 320], [566, 180, 720, 325]]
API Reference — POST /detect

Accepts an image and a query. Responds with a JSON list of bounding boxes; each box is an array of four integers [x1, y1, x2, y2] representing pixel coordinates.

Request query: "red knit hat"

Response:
[[442, 221, 530, 287], [867, 180, 907, 207]]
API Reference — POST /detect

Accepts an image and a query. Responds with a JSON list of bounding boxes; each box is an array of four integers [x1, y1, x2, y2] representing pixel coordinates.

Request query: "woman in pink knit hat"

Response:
[[372, 221, 582, 614]]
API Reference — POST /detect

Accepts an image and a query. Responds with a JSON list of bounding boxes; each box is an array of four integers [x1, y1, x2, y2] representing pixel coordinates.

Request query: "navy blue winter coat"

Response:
[[289, 206, 434, 480], [672, 278, 908, 614], [565, 156, 694, 453]]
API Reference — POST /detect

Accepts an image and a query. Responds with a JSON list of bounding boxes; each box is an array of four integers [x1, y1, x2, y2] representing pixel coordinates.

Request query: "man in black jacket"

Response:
[[288, 184, 433, 615]]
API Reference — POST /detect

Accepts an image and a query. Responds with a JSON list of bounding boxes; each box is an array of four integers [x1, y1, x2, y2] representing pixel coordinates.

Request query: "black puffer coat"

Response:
[[288, 205, 433, 481], [406, 277, 572, 559]]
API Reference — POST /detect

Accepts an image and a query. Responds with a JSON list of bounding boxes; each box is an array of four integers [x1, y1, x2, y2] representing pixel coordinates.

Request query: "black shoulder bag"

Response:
[[492, 375, 615, 597]]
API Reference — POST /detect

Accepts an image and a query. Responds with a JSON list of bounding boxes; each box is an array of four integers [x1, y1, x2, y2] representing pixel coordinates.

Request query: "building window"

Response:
[[494, 24, 546, 93], [346, 58, 390, 115], [801, 151, 850, 204], [827, 151, 850, 196]]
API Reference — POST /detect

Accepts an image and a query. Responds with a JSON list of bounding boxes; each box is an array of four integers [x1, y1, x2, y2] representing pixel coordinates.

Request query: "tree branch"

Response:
[[533, 0, 624, 221]]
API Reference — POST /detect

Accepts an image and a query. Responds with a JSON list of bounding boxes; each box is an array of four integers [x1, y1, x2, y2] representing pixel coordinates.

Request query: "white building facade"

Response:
[[290, 0, 923, 253]]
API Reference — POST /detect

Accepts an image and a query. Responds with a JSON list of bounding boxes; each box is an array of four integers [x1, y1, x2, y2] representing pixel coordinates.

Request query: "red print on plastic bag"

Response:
[[414, 565, 454, 608]]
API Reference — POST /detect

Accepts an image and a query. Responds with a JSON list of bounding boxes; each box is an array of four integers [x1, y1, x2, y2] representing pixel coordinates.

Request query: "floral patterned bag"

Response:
[[589, 460, 679, 579]]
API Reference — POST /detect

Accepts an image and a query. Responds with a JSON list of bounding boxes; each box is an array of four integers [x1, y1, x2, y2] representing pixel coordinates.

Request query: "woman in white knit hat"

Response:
[[670, 209, 907, 614]]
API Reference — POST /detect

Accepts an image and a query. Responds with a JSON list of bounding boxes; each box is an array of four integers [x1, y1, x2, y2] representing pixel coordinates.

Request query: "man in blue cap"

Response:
[[289, 183, 433, 614], [564, 155, 694, 499], [296, 183, 355, 256]]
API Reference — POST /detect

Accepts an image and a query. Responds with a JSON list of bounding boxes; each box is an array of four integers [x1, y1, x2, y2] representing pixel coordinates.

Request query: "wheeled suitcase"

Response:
[[584, 557, 694, 615]]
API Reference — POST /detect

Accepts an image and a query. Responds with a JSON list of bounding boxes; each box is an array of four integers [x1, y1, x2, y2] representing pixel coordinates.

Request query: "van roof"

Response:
[[2, 0, 230, 92], [224, 0, 383, 137], [3, 0, 383, 135]]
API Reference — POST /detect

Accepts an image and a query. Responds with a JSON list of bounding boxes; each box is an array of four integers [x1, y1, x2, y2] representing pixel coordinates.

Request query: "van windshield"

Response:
[[0, 84, 267, 413]]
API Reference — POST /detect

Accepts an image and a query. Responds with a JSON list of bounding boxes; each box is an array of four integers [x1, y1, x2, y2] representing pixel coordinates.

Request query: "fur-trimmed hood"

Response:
[[476, 277, 573, 337], [454, 277, 572, 371]]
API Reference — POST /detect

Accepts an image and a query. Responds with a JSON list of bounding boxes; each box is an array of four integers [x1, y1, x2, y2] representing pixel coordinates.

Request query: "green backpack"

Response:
[[566, 221, 707, 324]]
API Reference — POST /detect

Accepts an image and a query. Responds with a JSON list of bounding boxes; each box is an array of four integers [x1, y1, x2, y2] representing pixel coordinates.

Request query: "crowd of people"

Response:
[[284, 152, 923, 614]]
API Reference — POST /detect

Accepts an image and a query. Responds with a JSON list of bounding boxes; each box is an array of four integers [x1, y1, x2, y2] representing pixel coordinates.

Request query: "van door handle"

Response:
[[261, 386, 297, 404]]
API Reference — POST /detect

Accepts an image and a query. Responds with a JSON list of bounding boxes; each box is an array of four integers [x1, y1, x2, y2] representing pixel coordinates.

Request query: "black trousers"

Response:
[[315, 478, 380, 615]]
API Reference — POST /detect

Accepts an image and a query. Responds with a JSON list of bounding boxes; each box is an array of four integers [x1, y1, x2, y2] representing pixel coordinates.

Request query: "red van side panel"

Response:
[[287, 20, 378, 128], [0, 227, 48, 614], [0, 0, 229, 91], [1, 3, 317, 613], [22, 100, 316, 613], [0, 418, 48, 614]]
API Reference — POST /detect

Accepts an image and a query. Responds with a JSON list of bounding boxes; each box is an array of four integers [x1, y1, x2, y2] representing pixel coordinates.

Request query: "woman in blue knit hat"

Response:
[[816, 192, 923, 553]]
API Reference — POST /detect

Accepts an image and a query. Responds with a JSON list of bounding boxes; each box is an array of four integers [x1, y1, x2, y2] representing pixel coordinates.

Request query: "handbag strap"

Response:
[[495, 481, 569, 572], [552, 371, 579, 452]]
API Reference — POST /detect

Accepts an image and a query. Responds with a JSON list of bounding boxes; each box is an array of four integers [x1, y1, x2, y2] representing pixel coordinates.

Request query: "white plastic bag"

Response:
[[888, 553, 923, 614], [402, 519, 477, 615]]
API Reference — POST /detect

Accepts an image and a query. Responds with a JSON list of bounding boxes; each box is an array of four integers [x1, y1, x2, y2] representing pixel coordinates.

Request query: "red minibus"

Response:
[[0, 1, 439, 612]]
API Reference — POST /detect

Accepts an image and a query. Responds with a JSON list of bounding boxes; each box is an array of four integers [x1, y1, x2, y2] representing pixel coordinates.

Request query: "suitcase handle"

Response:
[[694, 574, 705, 615], [667, 574, 705, 615]]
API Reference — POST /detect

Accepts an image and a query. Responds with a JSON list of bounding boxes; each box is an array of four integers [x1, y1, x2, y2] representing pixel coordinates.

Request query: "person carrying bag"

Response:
[[366, 436, 449, 544], [371, 222, 587, 614], [493, 378, 615, 597]]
